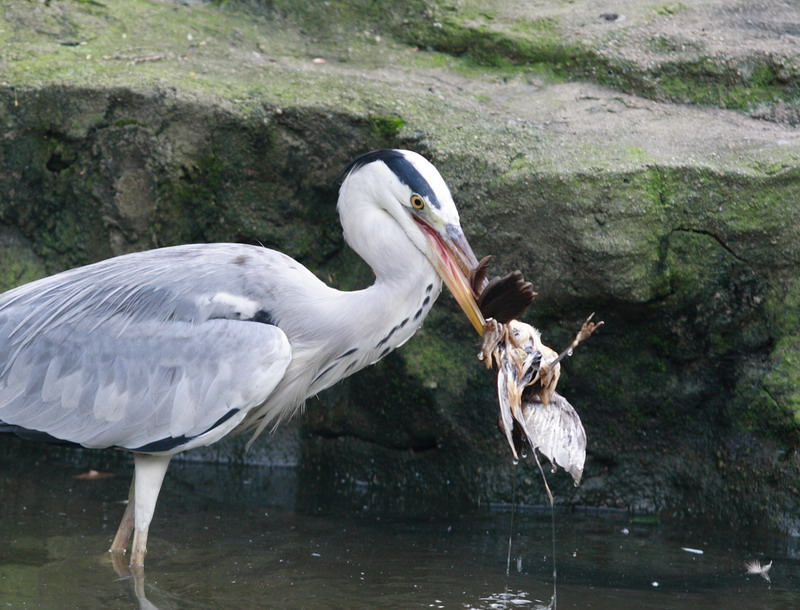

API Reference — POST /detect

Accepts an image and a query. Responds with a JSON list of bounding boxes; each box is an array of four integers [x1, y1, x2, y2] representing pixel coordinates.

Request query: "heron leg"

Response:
[[129, 453, 172, 568], [109, 476, 136, 554]]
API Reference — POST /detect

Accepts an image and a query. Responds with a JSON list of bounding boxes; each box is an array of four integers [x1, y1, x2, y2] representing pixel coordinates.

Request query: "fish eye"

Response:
[[410, 194, 425, 210]]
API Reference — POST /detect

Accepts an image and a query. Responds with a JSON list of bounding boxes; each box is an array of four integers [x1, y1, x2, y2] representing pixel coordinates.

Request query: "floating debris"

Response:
[[476, 590, 537, 608], [73, 469, 114, 480], [745, 559, 772, 582], [681, 547, 704, 555]]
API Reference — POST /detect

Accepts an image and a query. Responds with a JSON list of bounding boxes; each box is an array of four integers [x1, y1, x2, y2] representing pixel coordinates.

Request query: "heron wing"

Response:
[[0, 316, 291, 450], [0, 244, 299, 451]]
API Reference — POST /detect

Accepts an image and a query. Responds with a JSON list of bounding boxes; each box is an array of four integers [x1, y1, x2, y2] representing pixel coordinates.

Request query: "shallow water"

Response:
[[1, 438, 799, 609]]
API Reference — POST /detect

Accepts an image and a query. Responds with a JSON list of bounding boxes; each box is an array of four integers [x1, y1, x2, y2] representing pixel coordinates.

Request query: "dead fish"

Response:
[[745, 559, 772, 582]]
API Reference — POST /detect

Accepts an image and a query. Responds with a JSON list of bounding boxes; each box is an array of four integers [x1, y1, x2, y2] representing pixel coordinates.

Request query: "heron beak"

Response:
[[416, 219, 486, 336]]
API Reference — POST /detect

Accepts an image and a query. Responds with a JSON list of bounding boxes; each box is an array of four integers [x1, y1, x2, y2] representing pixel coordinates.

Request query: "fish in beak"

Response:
[[415, 219, 486, 335]]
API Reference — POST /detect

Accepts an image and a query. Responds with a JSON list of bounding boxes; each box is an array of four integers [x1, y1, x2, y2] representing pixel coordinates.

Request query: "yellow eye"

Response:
[[410, 194, 425, 210]]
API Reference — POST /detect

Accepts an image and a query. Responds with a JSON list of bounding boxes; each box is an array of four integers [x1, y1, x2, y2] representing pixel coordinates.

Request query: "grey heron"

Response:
[[0, 149, 487, 569]]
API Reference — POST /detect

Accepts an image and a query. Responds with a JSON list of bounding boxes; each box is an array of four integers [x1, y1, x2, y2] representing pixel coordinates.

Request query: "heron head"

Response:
[[338, 149, 485, 335]]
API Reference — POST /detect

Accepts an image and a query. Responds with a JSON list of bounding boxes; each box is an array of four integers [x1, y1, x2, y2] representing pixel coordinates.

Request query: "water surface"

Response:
[[1, 438, 798, 609]]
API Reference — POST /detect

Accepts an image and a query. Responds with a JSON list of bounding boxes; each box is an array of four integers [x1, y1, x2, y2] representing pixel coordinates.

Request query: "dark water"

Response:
[[1, 438, 798, 609]]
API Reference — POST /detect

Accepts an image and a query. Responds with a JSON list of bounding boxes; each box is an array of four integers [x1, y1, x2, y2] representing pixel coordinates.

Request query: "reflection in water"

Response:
[[107, 553, 158, 610], [2, 438, 799, 609], [469, 590, 561, 610]]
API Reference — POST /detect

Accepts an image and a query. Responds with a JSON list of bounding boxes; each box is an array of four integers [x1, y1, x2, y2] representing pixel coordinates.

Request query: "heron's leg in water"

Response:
[[129, 453, 172, 568], [109, 476, 136, 554]]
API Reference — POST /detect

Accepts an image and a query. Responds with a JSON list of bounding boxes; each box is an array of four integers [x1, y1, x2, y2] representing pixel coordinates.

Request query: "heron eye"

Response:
[[410, 194, 425, 210]]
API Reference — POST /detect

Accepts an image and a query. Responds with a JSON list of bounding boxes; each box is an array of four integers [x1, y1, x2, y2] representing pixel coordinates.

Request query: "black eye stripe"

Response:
[[339, 150, 443, 210]]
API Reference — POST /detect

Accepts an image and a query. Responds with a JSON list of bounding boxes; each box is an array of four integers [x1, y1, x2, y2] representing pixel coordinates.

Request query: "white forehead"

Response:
[[340, 149, 462, 224]]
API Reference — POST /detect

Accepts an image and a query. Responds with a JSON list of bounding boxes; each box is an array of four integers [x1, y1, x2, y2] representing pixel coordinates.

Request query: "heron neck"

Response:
[[242, 191, 442, 437], [305, 195, 442, 381], [342, 208, 440, 350], [340, 187, 428, 284]]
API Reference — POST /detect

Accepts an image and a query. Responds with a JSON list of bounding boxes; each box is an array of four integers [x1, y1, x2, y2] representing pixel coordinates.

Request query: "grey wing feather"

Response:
[[0, 318, 291, 449], [519, 392, 586, 485], [3, 244, 280, 356], [0, 244, 295, 450]]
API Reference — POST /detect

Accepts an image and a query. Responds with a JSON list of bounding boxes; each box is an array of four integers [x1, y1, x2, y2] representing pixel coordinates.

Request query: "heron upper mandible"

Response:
[[0, 149, 486, 569]]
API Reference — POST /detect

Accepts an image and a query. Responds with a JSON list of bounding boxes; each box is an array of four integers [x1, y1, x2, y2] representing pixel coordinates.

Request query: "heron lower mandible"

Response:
[[0, 149, 486, 569]]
